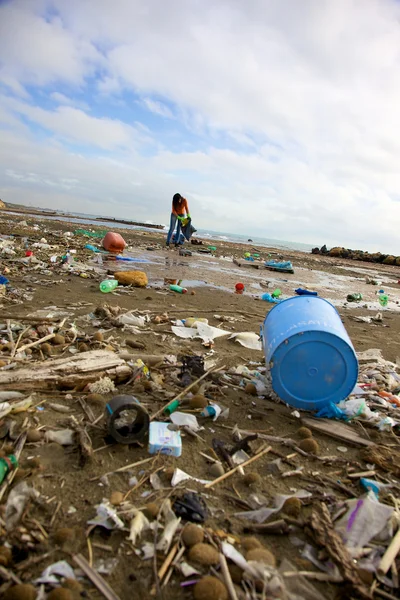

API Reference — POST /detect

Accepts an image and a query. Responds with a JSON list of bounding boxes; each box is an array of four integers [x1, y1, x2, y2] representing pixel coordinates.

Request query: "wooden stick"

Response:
[[90, 457, 154, 481], [378, 528, 400, 576], [6, 320, 15, 355], [17, 333, 55, 354], [73, 554, 121, 600], [205, 446, 271, 489], [158, 541, 179, 581], [151, 365, 225, 421], [11, 326, 30, 358], [220, 553, 239, 600], [0, 315, 62, 322]]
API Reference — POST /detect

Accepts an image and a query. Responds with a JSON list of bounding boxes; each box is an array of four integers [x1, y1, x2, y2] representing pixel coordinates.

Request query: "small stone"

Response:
[[41, 343, 52, 355], [52, 334, 65, 346], [209, 462, 225, 478], [93, 331, 104, 342], [188, 543, 220, 566], [47, 590, 73, 600], [62, 579, 83, 594], [191, 291, 196, 296], [297, 427, 312, 439], [54, 527, 75, 546], [78, 342, 89, 353], [4, 584, 37, 600], [240, 536, 262, 552], [189, 395, 208, 409], [126, 338, 145, 350], [26, 428, 42, 443], [110, 491, 124, 506], [182, 523, 204, 547], [0, 360, 6, 368], [86, 393, 106, 406], [193, 576, 228, 600], [246, 547, 276, 567], [299, 438, 319, 455], [0, 545, 12, 566], [243, 472, 262, 486], [245, 383, 257, 396], [143, 502, 160, 520], [164, 467, 175, 482], [282, 497, 302, 518]]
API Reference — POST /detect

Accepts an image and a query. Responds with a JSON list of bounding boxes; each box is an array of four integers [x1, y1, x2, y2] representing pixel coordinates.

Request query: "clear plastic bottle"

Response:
[[100, 279, 118, 293]]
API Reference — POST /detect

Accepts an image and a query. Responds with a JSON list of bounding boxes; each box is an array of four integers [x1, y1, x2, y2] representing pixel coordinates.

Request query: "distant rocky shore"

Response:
[[312, 245, 400, 265]]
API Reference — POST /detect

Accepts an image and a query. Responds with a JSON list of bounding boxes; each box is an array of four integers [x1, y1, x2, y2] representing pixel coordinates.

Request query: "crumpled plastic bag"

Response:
[[234, 490, 312, 523], [229, 332, 262, 350], [334, 491, 394, 548], [6, 482, 40, 531]]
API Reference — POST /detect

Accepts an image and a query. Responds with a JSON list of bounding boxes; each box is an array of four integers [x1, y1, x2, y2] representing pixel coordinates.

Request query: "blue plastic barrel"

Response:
[[262, 296, 358, 410]]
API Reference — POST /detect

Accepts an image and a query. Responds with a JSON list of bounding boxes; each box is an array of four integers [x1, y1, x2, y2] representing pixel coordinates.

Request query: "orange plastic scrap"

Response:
[[378, 391, 400, 406], [102, 232, 127, 253]]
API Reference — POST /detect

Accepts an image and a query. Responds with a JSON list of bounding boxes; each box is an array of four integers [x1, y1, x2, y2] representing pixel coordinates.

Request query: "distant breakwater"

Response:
[[312, 245, 400, 266]]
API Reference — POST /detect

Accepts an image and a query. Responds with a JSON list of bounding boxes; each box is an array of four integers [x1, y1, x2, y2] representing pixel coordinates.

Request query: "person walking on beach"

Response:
[[166, 193, 190, 247]]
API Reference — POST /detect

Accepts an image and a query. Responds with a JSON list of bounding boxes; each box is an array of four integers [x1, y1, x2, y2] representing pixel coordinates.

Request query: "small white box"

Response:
[[149, 422, 182, 457]]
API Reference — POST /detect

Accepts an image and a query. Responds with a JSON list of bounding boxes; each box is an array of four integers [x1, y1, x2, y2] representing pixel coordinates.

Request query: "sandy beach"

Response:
[[1, 209, 400, 599]]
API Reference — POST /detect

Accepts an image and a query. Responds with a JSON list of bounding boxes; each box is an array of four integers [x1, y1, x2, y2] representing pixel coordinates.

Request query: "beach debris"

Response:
[[5, 482, 40, 530], [102, 231, 126, 253], [114, 270, 148, 287], [229, 332, 262, 350]]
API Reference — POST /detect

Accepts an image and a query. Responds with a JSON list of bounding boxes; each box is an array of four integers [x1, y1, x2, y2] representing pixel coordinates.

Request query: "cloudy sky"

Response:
[[1, 0, 400, 252]]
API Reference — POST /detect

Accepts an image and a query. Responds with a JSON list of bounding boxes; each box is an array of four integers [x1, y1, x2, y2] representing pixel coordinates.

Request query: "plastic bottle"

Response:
[[346, 293, 362, 302], [0, 455, 18, 484], [261, 293, 281, 304], [100, 279, 118, 293], [379, 294, 388, 307], [170, 284, 187, 294], [295, 288, 318, 296]]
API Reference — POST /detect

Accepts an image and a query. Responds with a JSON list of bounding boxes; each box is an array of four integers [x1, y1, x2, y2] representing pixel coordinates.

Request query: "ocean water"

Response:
[[6, 208, 315, 252]]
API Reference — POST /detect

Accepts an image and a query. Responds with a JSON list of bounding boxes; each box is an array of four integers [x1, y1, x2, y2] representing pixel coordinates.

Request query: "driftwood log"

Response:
[[0, 350, 132, 390]]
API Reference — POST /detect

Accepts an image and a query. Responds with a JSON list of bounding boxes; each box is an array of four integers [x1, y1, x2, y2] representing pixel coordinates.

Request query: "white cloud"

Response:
[[141, 98, 174, 119], [1, 1, 400, 252], [0, 95, 150, 150]]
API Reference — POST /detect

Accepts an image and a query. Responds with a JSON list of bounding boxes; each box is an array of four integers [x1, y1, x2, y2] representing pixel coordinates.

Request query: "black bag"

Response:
[[181, 217, 197, 241]]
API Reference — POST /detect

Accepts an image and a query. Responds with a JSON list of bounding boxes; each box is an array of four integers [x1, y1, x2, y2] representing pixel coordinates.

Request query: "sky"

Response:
[[1, 0, 400, 252]]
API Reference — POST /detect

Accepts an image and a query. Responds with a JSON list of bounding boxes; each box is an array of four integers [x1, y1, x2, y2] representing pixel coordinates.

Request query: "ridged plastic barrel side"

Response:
[[262, 296, 358, 410]]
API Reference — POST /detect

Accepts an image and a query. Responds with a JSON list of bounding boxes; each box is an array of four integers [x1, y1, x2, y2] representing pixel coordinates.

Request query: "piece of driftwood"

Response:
[[301, 417, 375, 448], [233, 258, 266, 269], [0, 350, 131, 390], [308, 503, 371, 599]]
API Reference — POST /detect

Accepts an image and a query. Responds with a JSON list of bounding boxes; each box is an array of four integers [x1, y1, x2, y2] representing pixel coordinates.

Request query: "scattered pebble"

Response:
[[282, 497, 302, 518], [209, 462, 225, 478], [41, 343, 52, 355], [110, 491, 124, 506], [188, 543, 220, 566], [0, 545, 12, 566], [189, 395, 208, 409], [4, 584, 37, 600], [47, 590, 74, 600], [337, 446, 348, 453], [242, 472, 262, 486], [182, 523, 204, 547], [297, 426, 312, 439], [240, 536, 262, 552], [245, 383, 257, 396], [298, 438, 320, 454], [143, 502, 160, 520], [246, 547, 276, 567], [193, 576, 228, 600], [26, 428, 43, 443]]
